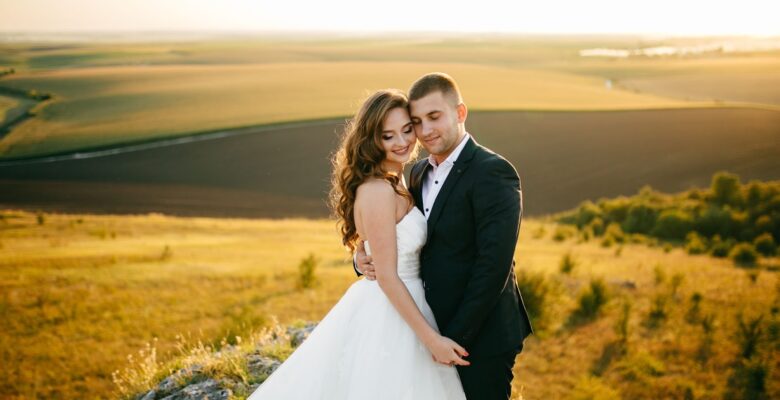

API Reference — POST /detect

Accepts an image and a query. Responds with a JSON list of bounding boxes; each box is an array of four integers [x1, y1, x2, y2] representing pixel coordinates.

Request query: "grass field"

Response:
[[1, 208, 778, 399], [1, 35, 777, 159], [0, 61, 702, 159], [0, 95, 18, 120]]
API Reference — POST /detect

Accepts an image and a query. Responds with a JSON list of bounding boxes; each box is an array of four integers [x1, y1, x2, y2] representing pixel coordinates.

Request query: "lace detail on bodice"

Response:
[[363, 207, 427, 280]]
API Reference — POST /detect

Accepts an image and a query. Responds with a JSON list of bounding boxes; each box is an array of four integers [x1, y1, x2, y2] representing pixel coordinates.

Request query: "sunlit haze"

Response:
[[0, 0, 778, 36]]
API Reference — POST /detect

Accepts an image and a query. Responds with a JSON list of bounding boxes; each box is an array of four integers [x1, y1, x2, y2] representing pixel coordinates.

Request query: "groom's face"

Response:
[[409, 91, 465, 162]]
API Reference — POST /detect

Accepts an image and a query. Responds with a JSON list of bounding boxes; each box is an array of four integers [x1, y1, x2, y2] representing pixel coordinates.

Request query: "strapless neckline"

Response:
[[396, 206, 422, 226]]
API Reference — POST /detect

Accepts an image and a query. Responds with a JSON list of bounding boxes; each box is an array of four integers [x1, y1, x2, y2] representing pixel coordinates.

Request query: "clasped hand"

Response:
[[355, 241, 470, 367]]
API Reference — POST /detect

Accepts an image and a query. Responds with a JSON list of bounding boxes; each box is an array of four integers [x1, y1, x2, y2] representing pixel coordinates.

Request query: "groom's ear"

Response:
[[456, 102, 468, 123]]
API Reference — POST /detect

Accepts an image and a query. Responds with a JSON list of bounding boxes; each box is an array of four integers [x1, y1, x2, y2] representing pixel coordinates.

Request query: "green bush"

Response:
[[685, 231, 707, 255], [623, 202, 659, 234], [604, 222, 625, 244], [710, 171, 743, 207], [730, 243, 759, 268], [552, 225, 577, 242], [297, 253, 319, 289], [709, 235, 732, 258], [652, 209, 693, 241], [588, 217, 606, 236], [559, 252, 577, 274], [569, 278, 609, 324], [516, 269, 553, 331], [753, 233, 776, 257], [574, 200, 602, 228]]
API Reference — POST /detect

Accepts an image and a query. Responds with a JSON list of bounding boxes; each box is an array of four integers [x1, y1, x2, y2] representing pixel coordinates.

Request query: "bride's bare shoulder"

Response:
[[355, 179, 395, 211]]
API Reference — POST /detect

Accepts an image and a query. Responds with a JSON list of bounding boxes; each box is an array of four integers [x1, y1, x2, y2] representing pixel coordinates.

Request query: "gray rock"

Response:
[[287, 323, 317, 347], [159, 379, 231, 400], [139, 389, 156, 400], [247, 354, 281, 378], [155, 364, 204, 397]]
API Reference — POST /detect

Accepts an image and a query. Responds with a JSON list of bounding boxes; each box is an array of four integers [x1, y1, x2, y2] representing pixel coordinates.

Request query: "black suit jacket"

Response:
[[409, 135, 533, 357]]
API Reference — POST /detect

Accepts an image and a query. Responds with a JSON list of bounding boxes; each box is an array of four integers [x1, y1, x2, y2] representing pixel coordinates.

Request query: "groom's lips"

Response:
[[423, 136, 440, 145]]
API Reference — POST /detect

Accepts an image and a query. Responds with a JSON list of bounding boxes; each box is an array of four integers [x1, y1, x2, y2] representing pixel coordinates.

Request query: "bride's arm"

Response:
[[357, 180, 469, 366]]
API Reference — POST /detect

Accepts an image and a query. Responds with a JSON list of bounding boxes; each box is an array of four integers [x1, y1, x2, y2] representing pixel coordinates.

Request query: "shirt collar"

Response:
[[427, 132, 471, 168]]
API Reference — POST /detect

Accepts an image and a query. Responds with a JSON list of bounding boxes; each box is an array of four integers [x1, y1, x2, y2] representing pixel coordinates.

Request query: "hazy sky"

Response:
[[1, 0, 778, 36]]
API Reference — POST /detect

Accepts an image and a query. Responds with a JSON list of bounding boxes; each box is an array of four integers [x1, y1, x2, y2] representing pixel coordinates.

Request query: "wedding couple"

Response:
[[248, 72, 533, 400]]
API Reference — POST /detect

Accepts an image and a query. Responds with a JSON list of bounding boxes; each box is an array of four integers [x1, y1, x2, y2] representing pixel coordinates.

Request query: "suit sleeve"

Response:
[[353, 252, 362, 277], [442, 156, 522, 347]]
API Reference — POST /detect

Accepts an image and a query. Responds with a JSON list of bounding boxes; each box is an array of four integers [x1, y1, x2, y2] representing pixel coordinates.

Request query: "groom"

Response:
[[356, 72, 533, 400]]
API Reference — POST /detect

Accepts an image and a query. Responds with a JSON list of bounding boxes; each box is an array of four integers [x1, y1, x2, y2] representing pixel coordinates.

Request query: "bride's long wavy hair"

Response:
[[329, 89, 418, 252]]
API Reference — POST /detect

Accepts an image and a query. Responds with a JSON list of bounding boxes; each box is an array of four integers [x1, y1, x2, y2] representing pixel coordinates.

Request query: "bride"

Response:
[[247, 89, 467, 399]]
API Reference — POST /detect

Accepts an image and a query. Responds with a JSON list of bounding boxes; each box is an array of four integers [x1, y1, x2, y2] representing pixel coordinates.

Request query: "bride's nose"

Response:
[[395, 134, 411, 148]]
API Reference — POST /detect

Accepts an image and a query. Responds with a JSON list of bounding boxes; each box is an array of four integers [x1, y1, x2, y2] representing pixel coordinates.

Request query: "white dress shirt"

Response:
[[421, 132, 472, 219]]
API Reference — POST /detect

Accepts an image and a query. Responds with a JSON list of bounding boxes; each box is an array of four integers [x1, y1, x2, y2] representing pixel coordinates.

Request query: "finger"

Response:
[[452, 355, 470, 366], [453, 344, 469, 357]]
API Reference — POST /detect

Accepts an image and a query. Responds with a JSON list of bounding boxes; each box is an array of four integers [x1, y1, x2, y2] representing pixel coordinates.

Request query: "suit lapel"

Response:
[[426, 137, 478, 240], [409, 160, 428, 214]]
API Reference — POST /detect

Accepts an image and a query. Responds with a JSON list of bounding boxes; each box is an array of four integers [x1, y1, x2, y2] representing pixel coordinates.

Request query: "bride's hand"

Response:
[[426, 335, 470, 366]]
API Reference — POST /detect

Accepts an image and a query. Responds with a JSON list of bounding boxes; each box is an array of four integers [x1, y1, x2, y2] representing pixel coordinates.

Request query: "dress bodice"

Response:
[[364, 207, 427, 280]]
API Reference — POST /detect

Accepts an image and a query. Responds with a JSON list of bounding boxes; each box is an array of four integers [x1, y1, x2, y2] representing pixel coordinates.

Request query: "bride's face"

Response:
[[380, 107, 416, 166]]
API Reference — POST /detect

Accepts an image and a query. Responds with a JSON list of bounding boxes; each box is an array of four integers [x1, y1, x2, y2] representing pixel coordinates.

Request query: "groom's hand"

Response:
[[356, 241, 376, 280]]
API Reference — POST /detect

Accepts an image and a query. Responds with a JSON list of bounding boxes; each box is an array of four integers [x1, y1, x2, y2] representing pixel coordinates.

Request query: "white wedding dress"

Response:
[[247, 206, 466, 399]]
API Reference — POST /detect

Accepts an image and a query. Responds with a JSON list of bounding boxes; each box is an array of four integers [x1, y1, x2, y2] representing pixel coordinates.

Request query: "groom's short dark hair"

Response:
[[408, 72, 463, 106]]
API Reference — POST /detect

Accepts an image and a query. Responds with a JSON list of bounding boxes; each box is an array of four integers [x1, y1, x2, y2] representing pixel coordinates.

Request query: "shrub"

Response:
[[652, 209, 693, 241], [753, 233, 776, 257], [604, 222, 625, 244], [710, 171, 743, 207], [686, 292, 703, 324], [670, 272, 685, 299], [725, 358, 769, 400], [709, 235, 732, 258], [297, 253, 318, 289], [552, 225, 577, 242], [559, 252, 577, 274], [653, 264, 666, 286], [569, 278, 609, 324], [615, 300, 632, 344], [735, 313, 764, 360], [623, 202, 659, 234], [588, 217, 606, 236], [730, 243, 759, 268], [645, 293, 668, 329], [574, 200, 602, 228], [697, 313, 716, 364], [684, 231, 707, 255], [695, 205, 739, 239], [516, 269, 553, 331]]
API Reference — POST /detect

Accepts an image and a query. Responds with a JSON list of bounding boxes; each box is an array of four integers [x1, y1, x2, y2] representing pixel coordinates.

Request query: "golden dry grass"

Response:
[[0, 61, 706, 158], [2, 208, 778, 399]]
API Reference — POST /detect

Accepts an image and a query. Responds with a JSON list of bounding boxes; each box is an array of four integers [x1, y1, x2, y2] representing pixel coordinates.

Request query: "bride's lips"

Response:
[[393, 145, 410, 156]]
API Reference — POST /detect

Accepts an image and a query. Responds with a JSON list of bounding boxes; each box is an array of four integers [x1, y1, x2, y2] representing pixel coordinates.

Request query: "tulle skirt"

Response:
[[247, 277, 466, 400]]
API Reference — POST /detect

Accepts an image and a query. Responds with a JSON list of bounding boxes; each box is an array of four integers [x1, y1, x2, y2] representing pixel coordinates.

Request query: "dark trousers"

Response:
[[456, 347, 520, 400]]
